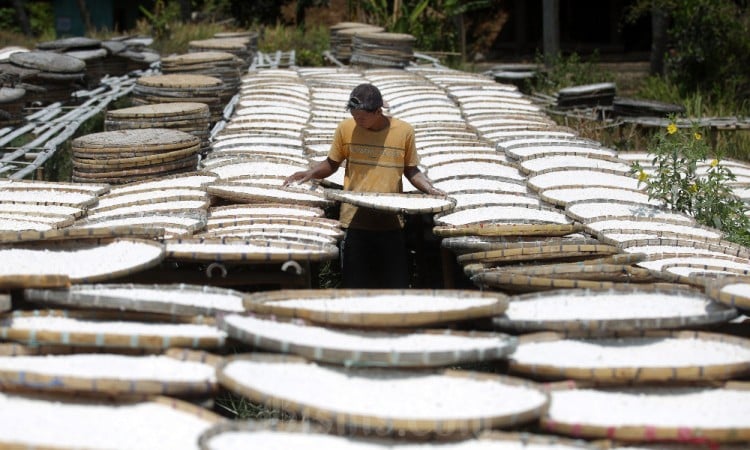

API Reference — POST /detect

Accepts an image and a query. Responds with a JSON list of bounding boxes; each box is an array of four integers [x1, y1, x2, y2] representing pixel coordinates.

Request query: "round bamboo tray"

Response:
[[91, 187, 208, 211], [219, 313, 516, 368], [457, 242, 619, 265], [74, 212, 207, 237], [434, 203, 572, 227], [198, 422, 600, 449], [106, 101, 210, 119], [0, 238, 164, 284], [205, 216, 341, 237], [217, 353, 549, 436], [25, 283, 246, 317], [0, 309, 227, 349], [84, 199, 210, 221], [565, 200, 694, 224], [621, 238, 750, 260], [493, 285, 736, 334], [539, 186, 656, 208], [107, 172, 216, 196], [208, 203, 324, 219], [660, 263, 749, 287], [426, 158, 525, 182], [448, 191, 540, 209], [541, 384, 750, 443], [243, 288, 508, 328], [473, 272, 631, 294], [510, 330, 750, 383], [441, 234, 591, 255], [705, 278, 750, 311], [432, 175, 530, 194], [72, 128, 200, 153], [636, 254, 750, 277], [527, 169, 641, 193], [434, 223, 583, 238], [164, 237, 339, 263], [518, 153, 631, 176], [505, 144, 617, 161], [207, 182, 332, 208], [205, 158, 309, 180], [0, 226, 165, 244], [0, 351, 220, 396], [0, 201, 82, 219], [323, 190, 456, 214], [0, 393, 222, 449], [0, 187, 99, 209]]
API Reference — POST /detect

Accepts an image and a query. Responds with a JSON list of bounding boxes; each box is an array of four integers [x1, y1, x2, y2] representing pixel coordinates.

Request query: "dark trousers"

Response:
[[341, 228, 409, 289]]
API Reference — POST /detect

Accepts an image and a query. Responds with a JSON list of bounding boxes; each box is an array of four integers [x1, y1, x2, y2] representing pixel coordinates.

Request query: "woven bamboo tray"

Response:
[[164, 237, 339, 263], [621, 238, 750, 260], [457, 242, 619, 265], [448, 191, 540, 209], [323, 190, 456, 214], [219, 313, 516, 368], [434, 203, 572, 227], [635, 254, 750, 281], [91, 187, 208, 211], [72, 128, 200, 153], [207, 182, 332, 208], [432, 175, 530, 194], [243, 288, 508, 328], [0, 238, 164, 284], [565, 200, 694, 224], [493, 286, 736, 334], [84, 199, 210, 221], [25, 283, 246, 317], [75, 212, 207, 235], [107, 172, 216, 196], [205, 217, 342, 238], [705, 278, 750, 311], [518, 153, 631, 176], [505, 144, 617, 161], [198, 422, 599, 449], [659, 263, 748, 287], [0, 226, 165, 244], [0, 201, 82, 219], [539, 186, 656, 207], [0, 187, 99, 209], [426, 159, 525, 182], [434, 223, 583, 238], [217, 353, 549, 435], [510, 330, 750, 383], [0, 309, 226, 349], [473, 272, 637, 293], [0, 350, 221, 396], [208, 203, 324, 219], [441, 234, 591, 255], [0, 393, 222, 449], [541, 384, 750, 443], [527, 169, 641, 193]]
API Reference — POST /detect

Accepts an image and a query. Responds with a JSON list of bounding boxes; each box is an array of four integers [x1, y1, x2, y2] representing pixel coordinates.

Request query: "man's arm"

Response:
[[404, 166, 446, 196], [284, 158, 341, 186]]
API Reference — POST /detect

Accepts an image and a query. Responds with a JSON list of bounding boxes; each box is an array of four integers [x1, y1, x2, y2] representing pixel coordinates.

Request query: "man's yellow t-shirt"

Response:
[[328, 116, 419, 230]]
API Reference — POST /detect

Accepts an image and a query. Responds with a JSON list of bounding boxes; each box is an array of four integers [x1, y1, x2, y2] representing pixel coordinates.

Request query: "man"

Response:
[[284, 83, 444, 288]]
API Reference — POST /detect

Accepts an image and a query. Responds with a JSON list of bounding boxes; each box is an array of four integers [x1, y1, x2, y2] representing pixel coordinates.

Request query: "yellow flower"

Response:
[[667, 123, 678, 135], [711, 159, 719, 167], [694, 132, 702, 140], [638, 170, 648, 182], [689, 183, 698, 192]]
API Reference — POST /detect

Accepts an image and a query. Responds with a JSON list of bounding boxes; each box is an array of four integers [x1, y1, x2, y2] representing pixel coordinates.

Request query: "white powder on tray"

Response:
[[223, 314, 505, 355], [77, 214, 204, 228], [209, 206, 320, 218], [427, 162, 524, 181], [167, 241, 334, 255], [222, 360, 547, 420], [85, 200, 207, 220], [7, 316, 226, 340], [434, 178, 527, 194], [267, 294, 500, 314], [638, 256, 750, 272], [520, 156, 630, 174], [547, 387, 750, 428], [0, 353, 216, 382], [567, 202, 692, 222], [75, 286, 245, 313], [512, 337, 750, 367], [0, 190, 94, 205], [109, 175, 216, 195], [587, 220, 720, 238], [0, 202, 80, 217], [0, 218, 52, 231], [528, 170, 639, 190], [212, 184, 325, 202], [451, 193, 539, 209], [624, 245, 729, 256], [0, 241, 162, 280], [331, 192, 452, 211], [504, 292, 717, 321], [539, 187, 654, 205], [722, 282, 750, 298], [0, 393, 214, 449], [93, 188, 206, 210], [210, 162, 305, 179], [207, 431, 588, 450], [437, 205, 569, 226]]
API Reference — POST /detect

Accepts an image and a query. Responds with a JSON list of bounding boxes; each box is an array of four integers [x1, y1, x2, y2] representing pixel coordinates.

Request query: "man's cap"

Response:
[[346, 83, 383, 112]]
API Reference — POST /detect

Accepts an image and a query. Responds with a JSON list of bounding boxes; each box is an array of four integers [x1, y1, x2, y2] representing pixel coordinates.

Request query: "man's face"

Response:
[[350, 108, 380, 130]]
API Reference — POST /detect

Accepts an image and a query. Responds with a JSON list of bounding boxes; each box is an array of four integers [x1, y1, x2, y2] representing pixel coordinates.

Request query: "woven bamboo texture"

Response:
[[323, 190, 456, 214], [433, 223, 584, 238], [243, 288, 508, 328], [164, 237, 339, 263]]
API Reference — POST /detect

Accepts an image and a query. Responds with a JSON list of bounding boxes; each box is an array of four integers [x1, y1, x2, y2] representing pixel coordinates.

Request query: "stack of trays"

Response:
[[3, 50, 86, 104], [214, 30, 258, 61], [188, 38, 251, 64], [132, 74, 224, 123], [106, 35, 160, 72], [350, 32, 416, 68], [70, 128, 201, 184], [555, 82, 616, 109], [611, 96, 686, 117], [36, 37, 105, 88], [160, 51, 242, 105], [331, 25, 385, 62], [105, 102, 211, 155], [0, 87, 26, 124]]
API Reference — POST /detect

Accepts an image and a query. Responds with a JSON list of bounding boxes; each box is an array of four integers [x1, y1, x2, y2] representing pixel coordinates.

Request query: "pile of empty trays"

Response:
[[350, 32, 416, 68], [555, 81, 616, 109], [132, 73, 225, 123], [188, 37, 253, 65], [160, 51, 243, 105], [2, 50, 86, 104], [330, 23, 385, 63], [71, 128, 201, 184]]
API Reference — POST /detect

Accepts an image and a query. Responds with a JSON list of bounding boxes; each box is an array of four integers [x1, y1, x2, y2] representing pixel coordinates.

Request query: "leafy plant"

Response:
[[530, 51, 613, 95], [138, 0, 181, 40], [631, 116, 750, 246]]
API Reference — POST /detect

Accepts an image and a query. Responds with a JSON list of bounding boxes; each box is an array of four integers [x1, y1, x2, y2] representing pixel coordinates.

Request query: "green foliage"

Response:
[[259, 23, 328, 66], [631, 116, 750, 246], [0, 2, 53, 40], [139, 0, 182, 40], [530, 52, 614, 95]]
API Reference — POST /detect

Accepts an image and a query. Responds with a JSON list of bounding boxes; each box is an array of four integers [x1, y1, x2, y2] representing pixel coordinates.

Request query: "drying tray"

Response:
[[517, 153, 631, 176], [0, 225, 165, 244], [0, 201, 82, 220], [527, 169, 641, 193], [565, 199, 694, 224], [243, 288, 508, 328], [432, 174, 529, 194], [0, 393, 221, 450], [0, 238, 164, 284], [208, 202, 324, 219], [324, 190, 456, 214], [205, 216, 341, 236], [592, 227, 724, 248], [539, 186, 656, 208], [90, 187, 208, 211], [510, 330, 750, 383], [0, 349, 221, 396], [207, 182, 332, 208], [457, 242, 619, 265], [433, 223, 583, 238], [0, 309, 226, 349], [83, 199, 210, 221], [541, 383, 750, 443], [493, 285, 737, 334], [658, 263, 749, 288], [71, 128, 200, 153], [198, 422, 599, 449], [0, 186, 100, 209], [217, 353, 549, 435], [106, 101, 210, 119], [164, 237, 339, 263], [25, 283, 246, 317], [203, 157, 309, 179], [621, 238, 750, 260], [440, 234, 591, 255], [705, 278, 750, 311], [477, 260, 655, 283], [107, 172, 217, 196], [434, 203, 572, 227], [218, 313, 516, 368], [471, 270, 652, 294]]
